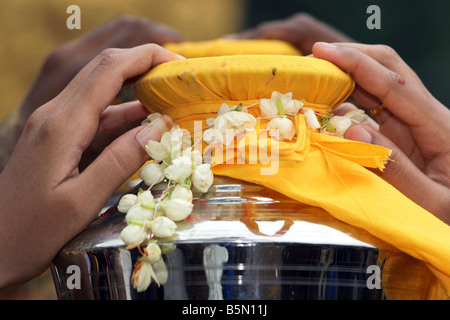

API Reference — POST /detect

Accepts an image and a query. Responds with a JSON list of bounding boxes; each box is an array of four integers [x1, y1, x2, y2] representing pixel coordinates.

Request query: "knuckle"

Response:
[[375, 44, 400, 61], [115, 14, 138, 26], [96, 48, 123, 69], [292, 12, 313, 23], [22, 106, 51, 135]]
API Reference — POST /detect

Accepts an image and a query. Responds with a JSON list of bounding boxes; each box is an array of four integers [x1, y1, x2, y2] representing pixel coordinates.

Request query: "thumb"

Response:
[[75, 115, 173, 213]]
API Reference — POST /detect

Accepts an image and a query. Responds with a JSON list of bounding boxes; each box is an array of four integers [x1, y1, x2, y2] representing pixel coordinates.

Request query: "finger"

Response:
[[75, 115, 173, 210], [331, 42, 428, 94], [312, 42, 444, 123], [97, 100, 149, 135], [312, 42, 449, 152], [63, 44, 182, 145], [344, 124, 447, 218]]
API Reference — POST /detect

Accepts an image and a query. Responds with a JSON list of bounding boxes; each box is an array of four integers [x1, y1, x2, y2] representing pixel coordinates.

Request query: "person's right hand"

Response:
[[25, 15, 183, 112], [313, 42, 450, 224], [229, 13, 353, 55]]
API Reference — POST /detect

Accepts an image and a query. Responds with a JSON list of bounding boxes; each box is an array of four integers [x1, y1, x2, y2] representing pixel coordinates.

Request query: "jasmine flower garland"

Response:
[[118, 91, 369, 292], [117, 119, 214, 292]]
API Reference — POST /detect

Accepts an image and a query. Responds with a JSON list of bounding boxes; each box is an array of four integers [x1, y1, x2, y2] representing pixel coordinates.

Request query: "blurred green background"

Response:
[[245, 0, 450, 108], [0, 0, 448, 299]]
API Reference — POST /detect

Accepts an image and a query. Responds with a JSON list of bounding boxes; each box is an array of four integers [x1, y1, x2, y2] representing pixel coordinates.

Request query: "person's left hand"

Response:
[[1, 16, 183, 172], [0, 44, 178, 292]]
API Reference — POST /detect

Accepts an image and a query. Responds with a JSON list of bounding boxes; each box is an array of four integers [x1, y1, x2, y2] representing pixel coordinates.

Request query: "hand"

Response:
[[229, 13, 353, 55], [0, 44, 178, 293], [313, 42, 450, 224], [0, 15, 183, 171]]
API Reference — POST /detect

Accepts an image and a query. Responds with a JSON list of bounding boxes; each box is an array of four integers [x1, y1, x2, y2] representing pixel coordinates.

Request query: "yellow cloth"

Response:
[[134, 55, 450, 299], [164, 39, 301, 58]]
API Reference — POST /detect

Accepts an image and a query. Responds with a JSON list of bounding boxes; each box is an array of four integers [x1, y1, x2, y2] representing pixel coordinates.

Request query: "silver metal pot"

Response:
[[51, 176, 386, 300]]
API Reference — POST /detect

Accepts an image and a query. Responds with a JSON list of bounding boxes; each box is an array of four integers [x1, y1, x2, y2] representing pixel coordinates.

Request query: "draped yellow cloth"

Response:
[[164, 39, 301, 58], [134, 55, 450, 299]]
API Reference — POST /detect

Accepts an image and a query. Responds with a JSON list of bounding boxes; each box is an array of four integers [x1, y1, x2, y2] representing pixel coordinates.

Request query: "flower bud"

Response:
[[164, 155, 192, 183], [151, 216, 177, 238], [327, 115, 353, 137], [284, 99, 303, 115], [344, 109, 369, 124], [214, 111, 256, 132], [117, 194, 137, 213], [152, 258, 168, 286], [143, 242, 162, 264], [131, 260, 155, 292], [266, 117, 295, 141], [259, 98, 278, 117], [163, 199, 193, 221], [203, 128, 224, 145], [260, 91, 303, 117], [135, 189, 155, 204], [125, 203, 154, 224], [159, 243, 177, 254], [145, 140, 170, 162], [171, 185, 193, 202], [192, 163, 214, 193], [139, 162, 165, 187], [302, 108, 321, 130], [120, 224, 148, 249]]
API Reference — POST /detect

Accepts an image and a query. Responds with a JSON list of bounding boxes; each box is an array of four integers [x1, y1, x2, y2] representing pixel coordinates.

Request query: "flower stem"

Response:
[[276, 99, 285, 116]]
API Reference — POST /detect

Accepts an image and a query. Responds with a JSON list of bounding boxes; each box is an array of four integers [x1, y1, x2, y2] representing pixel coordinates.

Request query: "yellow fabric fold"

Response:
[[164, 39, 301, 58], [134, 55, 450, 299]]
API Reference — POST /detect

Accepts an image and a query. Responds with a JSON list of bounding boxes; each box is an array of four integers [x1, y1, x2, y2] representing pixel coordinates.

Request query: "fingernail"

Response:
[[345, 125, 373, 144], [316, 42, 338, 49], [136, 115, 173, 148]]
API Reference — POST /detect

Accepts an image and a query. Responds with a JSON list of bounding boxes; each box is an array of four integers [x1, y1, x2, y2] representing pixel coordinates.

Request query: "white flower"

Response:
[[144, 128, 186, 163], [343, 109, 369, 124], [214, 111, 256, 133], [135, 189, 155, 205], [139, 162, 165, 187], [163, 199, 193, 221], [260, 91, 303, 117], [125, 203, 154, 224], [151, 216, 177, 238], [324, 116, 353, 137], [120, 224, 149, 249], [192, 163, 214, 193], [259, 99, 278, 117], [206, 103, 249, 126], [203, 128, 224, 145], [145, 139, 170, 162], [182, 147, 203, 166], [152, 258, 168, 286], [171, 185, 193, 202], [117, 194, 137, 213], [266, 117, 296, 141], [143, 242, 162, 264], [164, 155, 192, 183], [302, 108, 321, 130], [131, 260, 156, 292], [159, 243, 177, 254]]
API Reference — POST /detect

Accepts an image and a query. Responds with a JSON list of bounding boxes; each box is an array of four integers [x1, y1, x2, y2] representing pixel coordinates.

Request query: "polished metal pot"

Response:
[[51, 176, 386, 300]]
